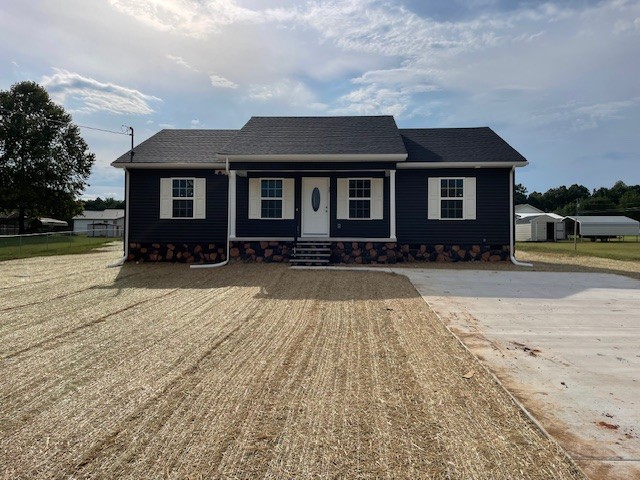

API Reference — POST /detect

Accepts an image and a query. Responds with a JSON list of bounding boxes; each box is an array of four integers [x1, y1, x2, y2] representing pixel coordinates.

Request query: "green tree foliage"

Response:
[[514, 183, 527, 204], [83, 197, 124, 211], [0, 81, 95, 232], [521, 180, 640, 221]]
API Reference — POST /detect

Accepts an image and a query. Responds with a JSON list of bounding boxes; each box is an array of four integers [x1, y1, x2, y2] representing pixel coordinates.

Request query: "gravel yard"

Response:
[[0, 246, 584, 479]]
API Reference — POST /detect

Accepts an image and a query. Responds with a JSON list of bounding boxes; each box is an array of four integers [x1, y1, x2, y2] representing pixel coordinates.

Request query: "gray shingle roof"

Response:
[[112, 129, 237, 165], [400, 127, 527, 163], [221, 116, 407, 156]]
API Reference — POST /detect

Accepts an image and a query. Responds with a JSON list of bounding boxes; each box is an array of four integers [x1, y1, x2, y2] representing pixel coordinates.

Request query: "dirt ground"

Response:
[[0, 245, 584, 479]]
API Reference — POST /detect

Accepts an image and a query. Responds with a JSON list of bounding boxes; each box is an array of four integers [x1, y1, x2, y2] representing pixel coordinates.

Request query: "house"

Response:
[[73, 209, 125, 237], [515, 212, 565, 241], [112, 116, 528, 264], [564, 216, 639, 241], [515, 204, 544, 214]]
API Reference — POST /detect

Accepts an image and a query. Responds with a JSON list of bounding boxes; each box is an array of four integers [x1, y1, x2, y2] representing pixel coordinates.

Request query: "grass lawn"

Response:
[[0, 234, 118, 261], [517, 238, 640, 262]]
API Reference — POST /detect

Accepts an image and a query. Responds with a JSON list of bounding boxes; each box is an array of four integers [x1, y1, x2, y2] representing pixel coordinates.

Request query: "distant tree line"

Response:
[[516, 180, 640, 221], [83, 197, 124, 211]]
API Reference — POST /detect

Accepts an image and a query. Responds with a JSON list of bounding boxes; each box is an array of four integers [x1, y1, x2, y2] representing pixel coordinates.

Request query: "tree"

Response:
[[514, 183, 527, 204], [0, 81, 95, 233], [83, 197, 125, 211]]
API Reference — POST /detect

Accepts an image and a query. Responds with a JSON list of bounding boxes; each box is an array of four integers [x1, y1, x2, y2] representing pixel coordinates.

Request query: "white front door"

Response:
[[302, 177, 330, 237]]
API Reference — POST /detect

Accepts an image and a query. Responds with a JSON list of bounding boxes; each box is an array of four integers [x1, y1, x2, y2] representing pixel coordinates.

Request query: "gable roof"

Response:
[[73, 209, 125, 220], [515, 204, 544, 214], [221, 116, 407, 157], [112, 129, 237, 166], [399, 127, 527, 164]]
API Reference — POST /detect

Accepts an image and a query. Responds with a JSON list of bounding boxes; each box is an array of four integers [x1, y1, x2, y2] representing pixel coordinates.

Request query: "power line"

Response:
[[0, 107, 131, 136]]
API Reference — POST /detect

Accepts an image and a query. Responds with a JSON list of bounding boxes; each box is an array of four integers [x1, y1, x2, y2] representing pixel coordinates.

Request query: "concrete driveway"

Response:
[[398, 269, 640, 480]]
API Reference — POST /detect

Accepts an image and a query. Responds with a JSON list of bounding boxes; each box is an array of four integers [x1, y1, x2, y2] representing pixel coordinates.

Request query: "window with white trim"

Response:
[[248, 178, 295, 220], [336, 177, 383, 220], [172, 178, 194, 218], [261, 179, 283, 219], [160, 177, 206, 219], [427, 177, 476, 220], [348, 179, 371, 219], [440, 178, 463, 219]]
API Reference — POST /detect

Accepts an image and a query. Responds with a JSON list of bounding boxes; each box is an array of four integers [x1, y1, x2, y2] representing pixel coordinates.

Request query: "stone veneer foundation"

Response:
[[128, 241, 510, 263]]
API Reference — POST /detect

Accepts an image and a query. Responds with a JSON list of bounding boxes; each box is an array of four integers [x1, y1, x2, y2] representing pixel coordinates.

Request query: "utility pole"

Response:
[[573, 200, 579, 250]]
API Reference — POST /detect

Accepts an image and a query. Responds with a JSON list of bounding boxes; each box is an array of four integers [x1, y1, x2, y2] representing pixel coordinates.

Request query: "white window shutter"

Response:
[[248, 178, 260, 219], [337, 178, 348, 219], [282, 178, 295, 219], [371, 178, 384, 220], [464, 177, 476, 220], [160, 178, 172, 219], [427, 177, 440, 220], [194, 178, 206, 219]]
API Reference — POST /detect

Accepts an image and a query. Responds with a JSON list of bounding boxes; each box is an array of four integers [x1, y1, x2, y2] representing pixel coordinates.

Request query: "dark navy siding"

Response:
[[236, 172, 390, 238], [396, 168, 510, 245], [129, 169, 227, 243]]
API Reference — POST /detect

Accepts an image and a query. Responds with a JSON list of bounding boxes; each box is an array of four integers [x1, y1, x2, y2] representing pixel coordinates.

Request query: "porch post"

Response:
[[389, 169, 396, 240], [229, 170, 237, 238]]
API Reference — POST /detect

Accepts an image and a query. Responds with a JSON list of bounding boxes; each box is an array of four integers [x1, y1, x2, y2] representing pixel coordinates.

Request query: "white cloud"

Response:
[[108, 0, 264, 38], [332, 84, 408, 117], [41, 68, 161, 115], [248, 79, 327, 109], [209, 74, 238, 89], [167, 54, 198, 72], [529, 97, 640, 132]]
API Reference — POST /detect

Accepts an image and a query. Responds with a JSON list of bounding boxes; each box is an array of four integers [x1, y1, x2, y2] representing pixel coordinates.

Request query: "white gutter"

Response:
[[191, 157, 231, 269], [509, 166, 533, 268], [397, 161, 528, 169], [111, 162, 226, 170], [107, 168, 130, 268]]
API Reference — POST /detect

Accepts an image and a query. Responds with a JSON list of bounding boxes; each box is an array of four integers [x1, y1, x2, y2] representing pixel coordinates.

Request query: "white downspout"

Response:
[[509, 166, 533, 267], [191, 157, 232, 269], [107, 168, 130, 268]]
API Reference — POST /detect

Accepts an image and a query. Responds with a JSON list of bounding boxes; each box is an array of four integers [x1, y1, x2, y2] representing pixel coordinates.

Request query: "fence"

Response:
[[0, 231, 122, 260]]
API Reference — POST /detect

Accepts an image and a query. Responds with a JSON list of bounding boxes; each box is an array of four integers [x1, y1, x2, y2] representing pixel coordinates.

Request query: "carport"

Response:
[[564, 215, 640, 241]]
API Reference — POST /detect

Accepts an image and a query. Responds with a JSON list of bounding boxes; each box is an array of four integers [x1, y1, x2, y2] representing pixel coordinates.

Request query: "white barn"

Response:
[[516, 212, 565, 241], [73, 209, 125, 237]]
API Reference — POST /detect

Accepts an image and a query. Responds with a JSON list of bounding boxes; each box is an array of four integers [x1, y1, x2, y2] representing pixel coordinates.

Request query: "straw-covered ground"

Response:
[[0, 246, 584, 479]]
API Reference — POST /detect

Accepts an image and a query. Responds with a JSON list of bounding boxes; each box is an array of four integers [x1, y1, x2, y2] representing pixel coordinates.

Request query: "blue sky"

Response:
[[1, 0, 639, 200]]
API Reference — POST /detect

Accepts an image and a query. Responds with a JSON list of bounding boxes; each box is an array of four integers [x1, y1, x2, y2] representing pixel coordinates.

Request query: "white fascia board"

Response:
[[397, 161, 528, 169], [225, 154, 407, 162], [111, 162, 226, 169]]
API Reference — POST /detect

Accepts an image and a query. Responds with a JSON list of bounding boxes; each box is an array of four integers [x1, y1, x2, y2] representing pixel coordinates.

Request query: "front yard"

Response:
[[0, 246, 583, 479]]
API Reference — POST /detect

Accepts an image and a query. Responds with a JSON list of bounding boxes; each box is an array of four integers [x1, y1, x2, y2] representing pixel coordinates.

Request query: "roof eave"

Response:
[[222, 153, 407, 162], [397, 160, 528, 169], [111, 162, 227, 169]]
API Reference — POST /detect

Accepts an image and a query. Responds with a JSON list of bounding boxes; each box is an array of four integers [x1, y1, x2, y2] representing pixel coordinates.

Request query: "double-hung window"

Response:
[[159, 177, 206, 219], [348, 179, 371, 219], [427, 177, 476, 220], [261, 179, 283, 219], [440, 178, 463, 219], [336, 177, 383, 220], [172, 178, 194, 218], [248, 178, 295, 219]]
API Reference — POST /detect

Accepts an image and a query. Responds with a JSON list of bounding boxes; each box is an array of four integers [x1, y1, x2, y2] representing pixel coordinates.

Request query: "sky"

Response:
[[1, 0, 639, 200]]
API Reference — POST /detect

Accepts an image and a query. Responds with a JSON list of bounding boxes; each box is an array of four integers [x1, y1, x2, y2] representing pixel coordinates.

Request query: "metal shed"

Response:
[[516, 213, 565, 241], [564, 216, 640, 241]]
